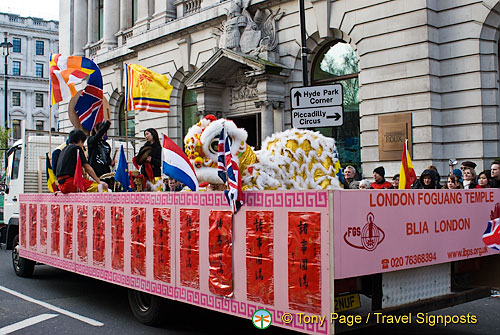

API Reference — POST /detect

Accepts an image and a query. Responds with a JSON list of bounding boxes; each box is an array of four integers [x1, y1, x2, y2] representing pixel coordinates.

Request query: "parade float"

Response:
[[2, 117, 498, 334]]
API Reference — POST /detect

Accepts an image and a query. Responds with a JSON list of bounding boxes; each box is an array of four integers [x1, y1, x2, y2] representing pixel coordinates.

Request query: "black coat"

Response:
[[138, 142, 162, 178]]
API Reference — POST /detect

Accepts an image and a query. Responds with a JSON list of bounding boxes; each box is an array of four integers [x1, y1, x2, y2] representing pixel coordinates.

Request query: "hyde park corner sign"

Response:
[[290, 84, 344, 128]]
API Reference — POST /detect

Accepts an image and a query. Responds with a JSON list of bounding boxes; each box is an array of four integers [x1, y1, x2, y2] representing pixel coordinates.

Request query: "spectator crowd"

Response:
[[342, 159, 500, 190]]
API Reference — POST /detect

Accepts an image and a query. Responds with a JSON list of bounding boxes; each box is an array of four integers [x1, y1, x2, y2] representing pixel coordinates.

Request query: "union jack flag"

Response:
[[73, 59, 104, 131], [483, 218, 500, 251], [217, 124, 244, 214]]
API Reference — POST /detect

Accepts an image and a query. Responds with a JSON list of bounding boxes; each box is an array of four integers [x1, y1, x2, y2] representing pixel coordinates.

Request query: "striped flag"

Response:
[[125, 63, 173, 113], [49, 54, 96, 104], [483, 218, 500, 251], [162, 134, 199, 191], [50, 54, 104, 131], [217, 125, 244, 214], [398, 139, 417, 189]]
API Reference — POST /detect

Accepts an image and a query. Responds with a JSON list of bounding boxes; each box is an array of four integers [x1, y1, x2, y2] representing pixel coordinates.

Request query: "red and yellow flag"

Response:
[[125, 63, 173, 113], [398, 139, 417, 189]]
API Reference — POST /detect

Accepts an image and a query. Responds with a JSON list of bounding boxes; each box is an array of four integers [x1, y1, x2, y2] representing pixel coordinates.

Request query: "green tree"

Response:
[[0, 127, 12, 170], [319, 45, 359, 108]]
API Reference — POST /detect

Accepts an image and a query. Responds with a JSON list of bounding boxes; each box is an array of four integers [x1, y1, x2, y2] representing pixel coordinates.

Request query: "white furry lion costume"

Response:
[[184, 115, 342, 190]]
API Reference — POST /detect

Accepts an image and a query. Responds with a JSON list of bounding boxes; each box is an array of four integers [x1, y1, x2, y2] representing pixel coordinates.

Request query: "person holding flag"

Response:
[[55, 129, 107, 193]]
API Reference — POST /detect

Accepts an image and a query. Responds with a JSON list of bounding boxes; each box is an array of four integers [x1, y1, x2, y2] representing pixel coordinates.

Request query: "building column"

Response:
[[255, 100, 275, 141], [134, 0, 151, 33], [87, 0, 95, 45], [73, 0, 88, 55], [26, 36, 33, 76], [120, 0, 132, 31], [103, 0, 120, 48], [151, 0, 176, 28]]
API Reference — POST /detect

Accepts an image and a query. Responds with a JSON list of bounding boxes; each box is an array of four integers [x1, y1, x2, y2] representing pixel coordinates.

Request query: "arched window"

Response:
[[119, 100, 135, 137], [311, 40, 360, 172], [182, 88, 199, 140]]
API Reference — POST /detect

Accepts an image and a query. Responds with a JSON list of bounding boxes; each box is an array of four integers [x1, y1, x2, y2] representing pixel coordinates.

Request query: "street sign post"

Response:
[[292, 106, 343, 128], [290, 84, 344, 128]]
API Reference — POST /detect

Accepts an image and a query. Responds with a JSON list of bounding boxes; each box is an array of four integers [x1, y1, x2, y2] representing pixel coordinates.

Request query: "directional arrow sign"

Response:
[[290, 84, 343, 109], [292, 106, 344, 128]]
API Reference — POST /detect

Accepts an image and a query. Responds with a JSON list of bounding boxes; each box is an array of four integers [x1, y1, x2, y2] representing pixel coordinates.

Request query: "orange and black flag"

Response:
[[46, 152, 57, 193]]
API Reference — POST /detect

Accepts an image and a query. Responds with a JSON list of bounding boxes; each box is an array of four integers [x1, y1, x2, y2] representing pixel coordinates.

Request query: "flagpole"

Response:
[[125, 109, 129, 161], [48, 104, 52, 159]]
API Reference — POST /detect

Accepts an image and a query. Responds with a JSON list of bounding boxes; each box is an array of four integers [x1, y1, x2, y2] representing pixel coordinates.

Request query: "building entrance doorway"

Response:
[[231, 113, 261, 150]]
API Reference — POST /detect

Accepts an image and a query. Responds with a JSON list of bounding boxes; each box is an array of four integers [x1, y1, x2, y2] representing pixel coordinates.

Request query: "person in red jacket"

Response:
[[370, 166, 393, 189]]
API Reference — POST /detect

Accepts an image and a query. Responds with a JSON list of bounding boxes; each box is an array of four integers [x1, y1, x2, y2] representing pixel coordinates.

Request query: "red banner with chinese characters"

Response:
[[40, 204, 48, 254], [63, 205, 73, 260], [153, 208, 171, 283], [19, 203, 26, 248], [93, 206, 105, 267], [77, 205, 88, 262], [288, 212, 321, 314], [111, 206, 124, 271], [51, 205, 60, 256], [208, 210, 233, 297], [29, 204, 37, 250], [246, 211, 274, 305], [179, 208, 200, 289], [131, 207, 146, 277]]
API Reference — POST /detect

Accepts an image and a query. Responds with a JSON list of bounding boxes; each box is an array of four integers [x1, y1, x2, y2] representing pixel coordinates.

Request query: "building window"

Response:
[[35, 93, 44, 107], [12, 61, 21, 76], [35, 40, 44, 55], [12, 92, 21, 106], [98, 0, 104, 40], [12, 120, 21, 139], [36, 120, 44, 131], [119, 100, 135, 137], [311, 40, 361, 171], [132, 0, 138, 24], [182, 88, 199, 140], [12, 38, 21, 53], [35, 63, 44, 77]]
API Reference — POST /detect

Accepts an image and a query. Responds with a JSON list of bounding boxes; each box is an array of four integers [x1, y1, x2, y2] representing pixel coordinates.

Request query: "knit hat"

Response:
[[461, 161, 476, 169], [373, 166, 385, 178]]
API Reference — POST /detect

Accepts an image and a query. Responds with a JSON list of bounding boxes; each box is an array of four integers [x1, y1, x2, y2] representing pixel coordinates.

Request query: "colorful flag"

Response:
[[398, 139, 417, 189], [45, 153, 57, 193], [217, 125, 244, 214], [125, 63, 173, 113], [49, 54, 96, 105], [162, 134, 199, 191], [73, 151, 85, 192], [483, 218, 500, 251], [50, 54, 104, 131], [114, 145, 132, 192]]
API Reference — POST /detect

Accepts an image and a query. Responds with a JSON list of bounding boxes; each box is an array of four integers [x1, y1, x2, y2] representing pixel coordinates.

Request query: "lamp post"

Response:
[[0, 32, 13, 129]]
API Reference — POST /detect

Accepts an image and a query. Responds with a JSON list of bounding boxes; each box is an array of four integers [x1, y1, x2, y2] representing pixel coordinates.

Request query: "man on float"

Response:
[[56, 129, 108, 193]]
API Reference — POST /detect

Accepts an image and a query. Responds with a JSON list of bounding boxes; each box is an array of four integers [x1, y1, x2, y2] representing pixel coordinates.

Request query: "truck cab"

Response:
[[1, 134, 65, 251]]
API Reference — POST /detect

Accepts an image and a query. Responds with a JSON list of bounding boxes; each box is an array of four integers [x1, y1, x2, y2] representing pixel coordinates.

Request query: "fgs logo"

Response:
[[344, 212, 385, 251]]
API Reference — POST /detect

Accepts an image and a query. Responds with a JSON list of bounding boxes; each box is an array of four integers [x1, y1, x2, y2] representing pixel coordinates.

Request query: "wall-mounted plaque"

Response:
[[378, 113, 412, 161]]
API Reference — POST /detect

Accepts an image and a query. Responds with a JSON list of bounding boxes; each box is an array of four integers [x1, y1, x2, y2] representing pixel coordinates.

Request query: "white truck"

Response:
[[0, 128, 140, 276]]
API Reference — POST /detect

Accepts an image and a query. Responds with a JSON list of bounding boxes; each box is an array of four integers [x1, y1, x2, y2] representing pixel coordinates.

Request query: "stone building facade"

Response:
[[58, 0, 500, 177], [0, 12, 59, 137]]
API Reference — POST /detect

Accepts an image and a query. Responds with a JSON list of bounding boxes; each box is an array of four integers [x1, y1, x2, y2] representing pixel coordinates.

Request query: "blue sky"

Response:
[[2, 0, 59, 21]]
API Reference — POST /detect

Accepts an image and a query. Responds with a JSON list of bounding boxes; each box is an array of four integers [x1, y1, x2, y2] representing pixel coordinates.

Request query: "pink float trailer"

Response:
[[12, 188, 500, 333]]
